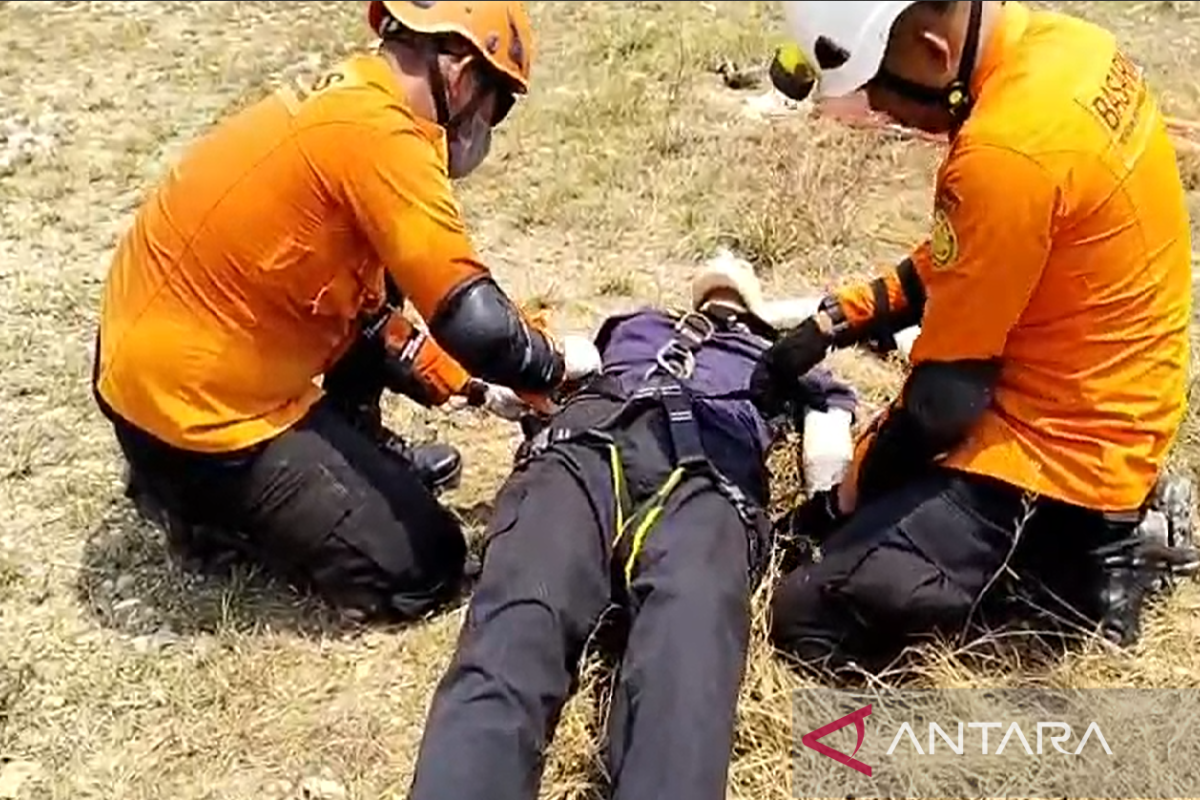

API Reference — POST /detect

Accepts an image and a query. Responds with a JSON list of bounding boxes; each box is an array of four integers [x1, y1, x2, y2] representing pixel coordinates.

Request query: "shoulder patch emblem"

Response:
[[929, 205, 958, 270]]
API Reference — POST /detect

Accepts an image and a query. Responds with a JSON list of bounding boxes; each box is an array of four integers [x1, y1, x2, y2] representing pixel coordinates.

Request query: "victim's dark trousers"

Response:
[[770, 467, 1145, 673], [407, 399, 768, 800]]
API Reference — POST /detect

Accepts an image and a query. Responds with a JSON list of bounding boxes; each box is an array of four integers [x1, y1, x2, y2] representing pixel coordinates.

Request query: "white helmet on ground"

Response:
[[778, 1, 918, 99]]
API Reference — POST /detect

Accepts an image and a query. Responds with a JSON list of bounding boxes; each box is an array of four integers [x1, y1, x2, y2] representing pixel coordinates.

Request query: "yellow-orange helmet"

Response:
[[368, 1, 534, 96]]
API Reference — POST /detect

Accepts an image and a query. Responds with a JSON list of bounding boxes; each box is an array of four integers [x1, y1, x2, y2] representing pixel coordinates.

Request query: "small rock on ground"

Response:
[[298, 776, 347, 800]]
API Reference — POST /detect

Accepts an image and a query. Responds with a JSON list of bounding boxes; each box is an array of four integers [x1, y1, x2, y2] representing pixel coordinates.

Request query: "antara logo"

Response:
[[801, 704, 874, 776], [801, 704, 1115, 776]]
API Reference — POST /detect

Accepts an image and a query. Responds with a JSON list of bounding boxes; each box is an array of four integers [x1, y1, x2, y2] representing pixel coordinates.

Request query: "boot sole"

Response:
[[427, 465, 464, 496]]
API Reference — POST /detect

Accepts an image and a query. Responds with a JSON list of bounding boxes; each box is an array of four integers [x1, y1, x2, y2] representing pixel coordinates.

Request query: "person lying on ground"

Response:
[[91, 0, 600, 624], [404, 258, 857, 800], [754, 0, 1194, 673]]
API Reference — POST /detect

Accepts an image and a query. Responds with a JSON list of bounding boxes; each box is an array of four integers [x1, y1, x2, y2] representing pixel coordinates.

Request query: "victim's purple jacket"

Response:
[[591, 308, 858, 502]]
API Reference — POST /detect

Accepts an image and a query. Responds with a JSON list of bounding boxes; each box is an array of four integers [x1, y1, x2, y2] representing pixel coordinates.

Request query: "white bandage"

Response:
[[802, 407, 854, 493]]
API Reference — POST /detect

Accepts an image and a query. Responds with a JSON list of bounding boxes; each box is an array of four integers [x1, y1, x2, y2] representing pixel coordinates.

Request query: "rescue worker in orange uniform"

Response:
[[91, 0, 601, 622], [755, 0, 1194, 672]]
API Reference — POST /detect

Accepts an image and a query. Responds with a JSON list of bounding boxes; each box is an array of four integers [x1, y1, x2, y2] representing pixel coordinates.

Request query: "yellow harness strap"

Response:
[[607, 443, 687, 586]]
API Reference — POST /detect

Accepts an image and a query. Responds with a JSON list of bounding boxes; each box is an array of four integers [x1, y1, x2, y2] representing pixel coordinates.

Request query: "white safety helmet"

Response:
[[778, 1, 918, 99]]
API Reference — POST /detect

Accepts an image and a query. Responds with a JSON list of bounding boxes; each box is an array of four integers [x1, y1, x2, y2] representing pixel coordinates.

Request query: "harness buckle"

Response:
[[675, 310, 716, 347], [652, 340, 696, 380], [646, 311, 717, 381]]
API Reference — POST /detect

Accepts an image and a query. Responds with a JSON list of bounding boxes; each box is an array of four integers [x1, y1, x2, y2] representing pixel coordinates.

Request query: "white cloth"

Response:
[[559, 333, 602, 381], [802, 408, 854, 492]]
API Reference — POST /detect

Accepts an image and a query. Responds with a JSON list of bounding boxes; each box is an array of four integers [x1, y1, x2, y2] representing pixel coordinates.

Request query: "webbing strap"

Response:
[[609, 451, 687, 586], [519, 309, 761, 584], [524, 310, 716, 464], [868, 277, 899, 354], [628, 382, 707, 467]]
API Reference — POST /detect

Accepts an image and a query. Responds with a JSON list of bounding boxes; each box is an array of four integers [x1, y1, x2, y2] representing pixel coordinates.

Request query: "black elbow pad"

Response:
[[902, 360, 999, 452], [855, 359, 999, 504], [429, 276, 565, 393]]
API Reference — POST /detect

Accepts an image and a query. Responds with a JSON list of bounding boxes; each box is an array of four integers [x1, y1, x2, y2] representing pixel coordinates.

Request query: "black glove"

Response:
[[461, 378, 489, 408], [773, 486, 849, 574], [749, 317, 832, 418], [779, 486, 848, 545]]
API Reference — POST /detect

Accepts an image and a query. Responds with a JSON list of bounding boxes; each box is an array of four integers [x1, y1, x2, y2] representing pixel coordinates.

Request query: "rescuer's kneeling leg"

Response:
[[1011, 499, 1165, 648], [770, 470, 1026, 673], [604, 476, 765, 800], [109, 413, 259, 573], [322, 333, 463, 495], [408, 445, 615, 800], [232, 400, 468, 621]]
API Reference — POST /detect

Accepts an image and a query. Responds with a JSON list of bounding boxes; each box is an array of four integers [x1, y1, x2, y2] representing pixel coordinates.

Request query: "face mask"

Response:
[[447, 109, 493, 179]]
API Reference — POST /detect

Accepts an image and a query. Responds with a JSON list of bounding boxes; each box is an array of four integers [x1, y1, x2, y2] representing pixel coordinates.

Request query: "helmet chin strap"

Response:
[[425, 49, 491, 137], [870, 0, 985, 126], [425, 49, 454, 129]]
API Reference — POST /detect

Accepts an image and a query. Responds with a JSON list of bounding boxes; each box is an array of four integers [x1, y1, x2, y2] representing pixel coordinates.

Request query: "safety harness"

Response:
[[516, 309, 768, 586]]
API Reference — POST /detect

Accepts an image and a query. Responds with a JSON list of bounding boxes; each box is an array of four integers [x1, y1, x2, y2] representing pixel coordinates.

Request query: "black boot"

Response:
[[323, 362, 463, 495], [1089, 532, 1155, 647], [376, 428, 464, 496], [1081, 477, 1198, 647], [332, 399, 464, 496]]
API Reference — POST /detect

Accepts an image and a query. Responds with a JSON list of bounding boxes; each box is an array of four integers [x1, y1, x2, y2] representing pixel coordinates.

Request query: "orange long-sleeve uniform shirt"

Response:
[[835, 2, 1192, 512], [96, 54, 508, 454]]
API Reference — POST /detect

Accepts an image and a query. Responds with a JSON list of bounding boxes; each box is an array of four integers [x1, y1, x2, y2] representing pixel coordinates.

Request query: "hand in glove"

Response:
[[501, 333, 601, 417], [461, 379, 539, 421], [483, 384, 537, 421], [778, 485, 849, 545], [749, 316, 832, 418]]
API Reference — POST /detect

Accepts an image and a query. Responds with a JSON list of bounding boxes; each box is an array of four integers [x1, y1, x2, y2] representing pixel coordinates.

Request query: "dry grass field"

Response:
[[3, 2, 1200, 799]]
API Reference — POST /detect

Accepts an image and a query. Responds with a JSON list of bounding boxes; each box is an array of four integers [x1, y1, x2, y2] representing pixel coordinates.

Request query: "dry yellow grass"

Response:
[[2, 2, 1200, 799]]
